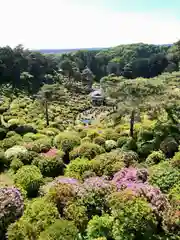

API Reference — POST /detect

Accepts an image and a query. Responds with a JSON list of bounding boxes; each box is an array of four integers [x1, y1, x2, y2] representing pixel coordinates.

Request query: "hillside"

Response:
[[0, 42, 180, 240]]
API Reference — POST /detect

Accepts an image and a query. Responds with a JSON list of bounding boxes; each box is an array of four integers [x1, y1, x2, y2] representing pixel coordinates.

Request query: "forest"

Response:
[[0, 41, 180, 240]]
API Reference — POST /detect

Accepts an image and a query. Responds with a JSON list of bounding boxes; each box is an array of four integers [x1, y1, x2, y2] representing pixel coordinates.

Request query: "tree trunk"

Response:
[[130, 109, 135, 138], [45, 100, 49, 126]]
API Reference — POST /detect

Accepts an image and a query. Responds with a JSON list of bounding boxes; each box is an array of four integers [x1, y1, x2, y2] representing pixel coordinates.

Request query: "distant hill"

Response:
[[32, 44, 173, 55], [33, 48, 108, 54]]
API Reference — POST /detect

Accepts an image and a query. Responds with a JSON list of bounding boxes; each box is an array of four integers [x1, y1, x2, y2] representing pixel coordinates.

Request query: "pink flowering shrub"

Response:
[[0, 187, 24, 236], [42, 148, 58, 157], [41, 176, 81, 196], [112, 167, 148, 189], [112, 167, 169, 217], [78, 177, 116, 217], [45, 177, 81, 215]]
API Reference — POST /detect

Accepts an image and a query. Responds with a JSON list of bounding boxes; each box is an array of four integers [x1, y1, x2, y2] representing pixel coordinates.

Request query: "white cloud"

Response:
[[0, 0, 179, 49]]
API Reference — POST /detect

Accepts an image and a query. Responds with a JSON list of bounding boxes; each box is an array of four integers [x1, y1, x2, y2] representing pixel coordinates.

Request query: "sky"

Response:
[[0, 0, 180, 49]]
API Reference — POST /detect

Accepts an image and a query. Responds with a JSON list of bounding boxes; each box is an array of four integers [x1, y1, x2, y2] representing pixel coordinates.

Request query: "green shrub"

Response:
[[121, 151, 139, 167], [160, 137, 178, 158], [23, 133, 35, 142], [87, 129, 100, 140], [1, 135, 23, 150], [0, 150, 6, 170], [54, 131, 81, 152], [47, 183, 76, 214], [92, 150, 125, 177], [146, 151, 166, 166], [108, 190, 158, 240], [0, 127, 7, 140], [137, 129, 154, 142], [87, 214, 113, 239], [168, 183, 180, 208], [162, 206, 180, 237], [33, 138, 52, 153], [101, 129, 120, 141], [14, 165, 43, 197], [64, 202, 88, 232], [65, 158, 93, 180], [137, 141, 155, 158], [31, 133, 47, 140], [82, 170, 97, 180], [23, 132, 36, 140], [93, 136, 106, 146], [38, 220, 79, 240], [117, 136, 129, 148], [23, 138, 52, 153], [105, 140, 117, 152], [78, 177, 116, 217], [32, 152, 64, 177], [7, 198, 59, 240], [121, 137, 137, 151], [10, 158, 24, 173], [171, 151, 180, 169], [4, 145, 28, 161], [149, 162, 180, 193], [92, 238, 107, 240], [70, 143, 105, 160], [81, 136, 91, 144], [6, 131, 18, 138]]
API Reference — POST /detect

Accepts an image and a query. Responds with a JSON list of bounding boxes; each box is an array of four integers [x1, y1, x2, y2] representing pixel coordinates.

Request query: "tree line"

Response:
[[0, 41, 180, 94]]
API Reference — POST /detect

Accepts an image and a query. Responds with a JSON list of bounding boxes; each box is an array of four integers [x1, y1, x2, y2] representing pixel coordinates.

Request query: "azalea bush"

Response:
[[78, 177, 116, 217], [93, 136, 106, 146], [121, 138, 137, 152], [38, 220, 79, 240], [160, 137, 178, 158], [7, 197, 59, 240], [64, 202, 88, 232], [87, 214, 114, 239], [171, 151, 180, 169], [108, 190, 158, 240], [65, 157, 93, 180], [92, 150, 125, 177], [70, 143, 105, 160], [168, 183, 180, 208], [146, 150, 166, 166], [45, 177, 81, 214], [149, 162, 180, 193], [14, 165, 43, 197], [10, 158, 24, 173], [26, 138, 52, 153], [0, 187, 24, 237], [112, 167, 148, 190], [112, 167, 168, 217], [117, 136, 129, 148], [162, 206, 180, 237], [120, 151, 139, 167], [105, 140, 117, 152], [53, 131, 81, 152], [101, 129, 120, 141], [4, 145, 28, 161], [32, 150, 65, 177], [1, 135, 23, 150]]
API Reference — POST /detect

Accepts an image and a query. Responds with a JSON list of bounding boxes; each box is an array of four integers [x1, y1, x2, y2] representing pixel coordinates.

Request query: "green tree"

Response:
[[38, 84, 65, 126], [107, 78, 164, 137]]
